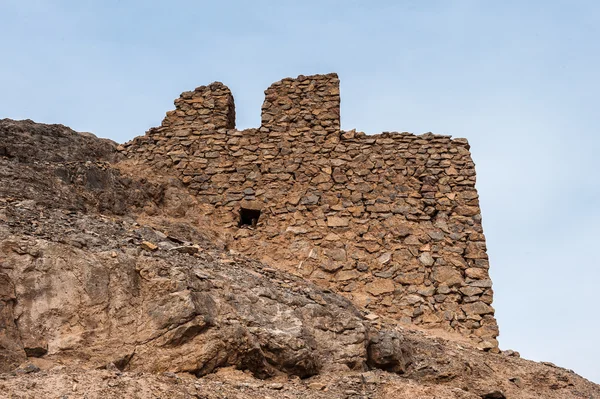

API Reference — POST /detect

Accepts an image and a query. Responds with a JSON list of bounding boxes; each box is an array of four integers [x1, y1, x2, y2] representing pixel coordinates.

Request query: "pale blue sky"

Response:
[[1, 0, 599, 383]]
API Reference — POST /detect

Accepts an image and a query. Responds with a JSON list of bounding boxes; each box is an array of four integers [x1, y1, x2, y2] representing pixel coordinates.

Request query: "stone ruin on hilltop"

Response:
[[121, 73, 499, 350]]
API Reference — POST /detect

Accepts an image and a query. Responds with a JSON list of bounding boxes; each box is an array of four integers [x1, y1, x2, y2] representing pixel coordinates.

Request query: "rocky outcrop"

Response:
[[0, 119, 163, 215], [1, 209, 598, 398], [0, 120, 598, 398], [0, 118, 116, 163], [0, 219, 372, 378]]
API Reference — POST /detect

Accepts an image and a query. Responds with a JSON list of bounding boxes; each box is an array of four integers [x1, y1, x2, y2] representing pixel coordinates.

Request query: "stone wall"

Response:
[[261, 73, 340, 134], [120, 73, 499, 351], [161, 82, 235, 131]]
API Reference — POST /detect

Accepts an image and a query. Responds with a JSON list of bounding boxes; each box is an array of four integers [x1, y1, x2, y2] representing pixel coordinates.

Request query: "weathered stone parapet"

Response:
[[261, 73, 340, 134], [120, 73, 499, 351], [162, 82, 235, 131]]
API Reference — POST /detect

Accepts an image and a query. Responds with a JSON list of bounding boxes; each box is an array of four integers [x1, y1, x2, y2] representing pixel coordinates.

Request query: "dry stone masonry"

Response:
[[162, 82, 235, 131], [261, 73, 340, 134], [121, 73, 499, 350]]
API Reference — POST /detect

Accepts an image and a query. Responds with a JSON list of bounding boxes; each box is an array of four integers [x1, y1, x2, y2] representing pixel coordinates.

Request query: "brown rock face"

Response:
[[0, 118, 598, 398], [1, 232, 373, 378], [0, 272, 26, 370], [120, 73, 498, 350]]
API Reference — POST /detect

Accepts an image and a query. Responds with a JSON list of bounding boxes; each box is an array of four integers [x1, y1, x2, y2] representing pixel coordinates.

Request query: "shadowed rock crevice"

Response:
[[367, 330, 413, 374]]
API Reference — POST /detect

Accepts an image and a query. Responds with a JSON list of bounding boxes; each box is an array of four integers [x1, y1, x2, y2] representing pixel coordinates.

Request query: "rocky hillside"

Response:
[[0, 119, 598, 398]]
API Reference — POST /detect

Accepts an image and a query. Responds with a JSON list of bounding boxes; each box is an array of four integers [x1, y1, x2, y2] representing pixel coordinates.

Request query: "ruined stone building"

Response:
[[121, 73, 498, 350]]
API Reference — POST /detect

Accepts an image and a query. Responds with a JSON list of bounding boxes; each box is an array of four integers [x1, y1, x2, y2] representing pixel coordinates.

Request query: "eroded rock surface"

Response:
[[0, 221, 372, 378]]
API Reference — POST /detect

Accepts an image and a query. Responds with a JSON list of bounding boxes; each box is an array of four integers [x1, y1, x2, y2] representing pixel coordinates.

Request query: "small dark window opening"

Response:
[[238, 208, 261, 228]]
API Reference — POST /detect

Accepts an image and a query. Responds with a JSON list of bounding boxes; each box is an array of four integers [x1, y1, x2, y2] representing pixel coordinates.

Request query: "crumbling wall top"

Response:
[[161, 82, 235, 131], [260, 73, 340, 134]]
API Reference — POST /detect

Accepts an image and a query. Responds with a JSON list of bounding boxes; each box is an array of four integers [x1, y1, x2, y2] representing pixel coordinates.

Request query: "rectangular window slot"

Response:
[[238, 208, 261, 228]]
